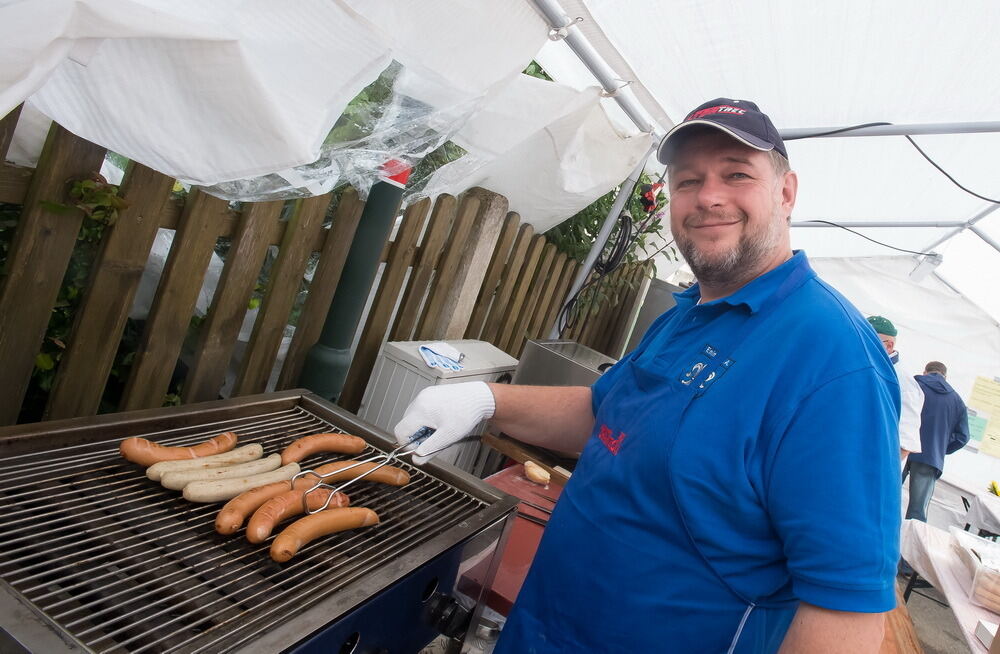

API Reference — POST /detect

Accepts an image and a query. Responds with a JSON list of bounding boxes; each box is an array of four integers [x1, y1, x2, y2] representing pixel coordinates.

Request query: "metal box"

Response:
[[358, 340, 518, 476], [511, 339, 617, 388]]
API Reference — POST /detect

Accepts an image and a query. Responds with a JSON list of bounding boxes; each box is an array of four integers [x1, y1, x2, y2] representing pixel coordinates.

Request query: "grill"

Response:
[[0, 391, 517, 654]]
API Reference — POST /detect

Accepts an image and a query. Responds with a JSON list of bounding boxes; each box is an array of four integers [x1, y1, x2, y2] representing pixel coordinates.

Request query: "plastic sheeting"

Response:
[[422, 74, 655, 231], [1, 0, 550, 197]]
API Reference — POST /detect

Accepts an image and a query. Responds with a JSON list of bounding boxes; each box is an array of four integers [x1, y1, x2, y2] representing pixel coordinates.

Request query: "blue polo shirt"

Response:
[[497, 251, 901, 653]]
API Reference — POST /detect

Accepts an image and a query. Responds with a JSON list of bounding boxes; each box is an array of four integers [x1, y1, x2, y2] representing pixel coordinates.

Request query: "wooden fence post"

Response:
[[480, 223, 534, 346], [181, 200, 285, 403], [389, 195, 456, 342], [232, 194, 331, 396], [339, 198, 432, 411], [119, 190, 228, 411], [0, 104, 23, 162], [0, 124, 106, 424], [465, 211, 521, 340], [416, 187, 508, 340], [44, 165, 175, 420]]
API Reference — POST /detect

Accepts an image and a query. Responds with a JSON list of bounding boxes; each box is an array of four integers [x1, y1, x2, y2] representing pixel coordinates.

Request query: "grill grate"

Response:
[[0, 406, 487, 653]]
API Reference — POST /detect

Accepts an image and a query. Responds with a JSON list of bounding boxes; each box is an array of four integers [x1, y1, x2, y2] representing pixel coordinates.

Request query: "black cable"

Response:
[[782, 122, 893, 140], [786, 121, 1000, 204], [798, 220, 935, 256], [903, 135, 1000, 204]]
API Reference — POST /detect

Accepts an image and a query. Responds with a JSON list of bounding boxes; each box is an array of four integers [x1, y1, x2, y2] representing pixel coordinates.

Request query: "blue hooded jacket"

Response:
[[909, 373, 970, 475]]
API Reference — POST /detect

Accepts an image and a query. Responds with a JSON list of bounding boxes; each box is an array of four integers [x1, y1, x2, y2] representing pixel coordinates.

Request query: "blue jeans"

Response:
[[903, 461, 938, 522]]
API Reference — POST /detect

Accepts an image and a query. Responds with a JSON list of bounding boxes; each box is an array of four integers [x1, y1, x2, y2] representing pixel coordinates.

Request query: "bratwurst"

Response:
[[279, 433, 367, 465], [270, 508, 379, 562], [120, 432, 238, 467], [245, 487, 349, 543]]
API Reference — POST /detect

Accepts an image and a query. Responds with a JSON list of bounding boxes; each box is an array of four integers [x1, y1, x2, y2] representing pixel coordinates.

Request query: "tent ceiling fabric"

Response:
[[545, 0, 1000, 254], [1, 0, 553, 188]]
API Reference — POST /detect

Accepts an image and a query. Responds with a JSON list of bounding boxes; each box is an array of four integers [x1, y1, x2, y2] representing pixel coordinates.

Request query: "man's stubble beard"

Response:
[[677, 209, 786, 286]]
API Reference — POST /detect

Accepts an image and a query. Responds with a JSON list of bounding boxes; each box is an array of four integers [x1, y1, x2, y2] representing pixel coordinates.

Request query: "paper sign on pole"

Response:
[[969, 376, 1000, 458]]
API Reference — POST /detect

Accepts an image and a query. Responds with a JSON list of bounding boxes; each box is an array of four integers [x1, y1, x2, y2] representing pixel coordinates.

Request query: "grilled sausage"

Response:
[[120, 432, 238, 467], [245, 488, 350, 543], [216, 478, 319, 535], [302, 460, 410, 487], [161, 453, 282, 491], [182, 463, 300, 503], [279, 433, 367, 466], [270, 508, 379, 562], [146, 444, 264, 481]]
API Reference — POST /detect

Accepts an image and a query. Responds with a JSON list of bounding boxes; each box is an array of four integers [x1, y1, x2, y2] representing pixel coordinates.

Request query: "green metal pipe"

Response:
[[298, 177, 406, 401]]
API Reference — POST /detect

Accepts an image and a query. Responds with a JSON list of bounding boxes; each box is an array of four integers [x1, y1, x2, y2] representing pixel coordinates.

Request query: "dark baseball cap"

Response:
[[657, 98, 787, 164]]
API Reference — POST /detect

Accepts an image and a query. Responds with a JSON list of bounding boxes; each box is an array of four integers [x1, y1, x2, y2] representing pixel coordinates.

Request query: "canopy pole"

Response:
[[923, 203, 1000, 252], [530, 0, 662, 138], [791, 220, 966, 229], [780, 121, 1000, 139], [548, 148, 652, 339], [969, 225, 1000, 256]]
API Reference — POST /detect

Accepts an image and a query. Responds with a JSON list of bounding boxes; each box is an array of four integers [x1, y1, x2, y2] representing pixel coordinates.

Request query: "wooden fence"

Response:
[[0, 107, 647, 425]]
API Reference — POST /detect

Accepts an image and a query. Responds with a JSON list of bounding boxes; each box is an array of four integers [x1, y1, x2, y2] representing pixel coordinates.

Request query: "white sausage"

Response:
[[161, 454, 281, 491], [146, 444, 264, 481], [182, 463, 301, 503]]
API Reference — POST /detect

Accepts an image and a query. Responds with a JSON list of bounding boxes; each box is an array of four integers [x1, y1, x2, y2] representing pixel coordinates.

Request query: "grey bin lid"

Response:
[[382, 340, 519, 379]]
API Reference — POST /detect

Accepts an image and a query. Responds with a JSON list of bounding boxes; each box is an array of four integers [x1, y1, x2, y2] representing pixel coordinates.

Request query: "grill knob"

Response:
[[424, 592, 472, 639]]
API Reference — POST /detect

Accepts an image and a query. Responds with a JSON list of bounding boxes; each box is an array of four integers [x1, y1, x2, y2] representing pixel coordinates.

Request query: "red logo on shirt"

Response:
[[598, 424, 626, 455]]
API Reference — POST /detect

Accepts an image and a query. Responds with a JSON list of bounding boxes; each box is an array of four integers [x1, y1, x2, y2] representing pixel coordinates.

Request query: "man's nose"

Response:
[[695, 175, 727, 210]]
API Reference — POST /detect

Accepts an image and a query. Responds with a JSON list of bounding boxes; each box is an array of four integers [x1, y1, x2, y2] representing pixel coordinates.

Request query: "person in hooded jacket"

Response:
[[903, 361, 970, 521]]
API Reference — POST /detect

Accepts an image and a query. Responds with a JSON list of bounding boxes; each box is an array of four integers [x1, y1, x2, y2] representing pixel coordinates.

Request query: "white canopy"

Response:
[[3, 0, 1000, 322], [532, 0, 1000, 323]]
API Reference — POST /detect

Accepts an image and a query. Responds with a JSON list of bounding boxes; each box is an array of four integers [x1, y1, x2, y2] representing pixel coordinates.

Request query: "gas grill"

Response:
[[0, 390, 518, 654]]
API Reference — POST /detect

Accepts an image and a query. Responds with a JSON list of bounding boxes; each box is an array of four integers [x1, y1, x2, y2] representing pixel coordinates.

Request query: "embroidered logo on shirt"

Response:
[[679, 361, 707, 385], [598, 424, 626, 455], [703, 344, 718, 358]]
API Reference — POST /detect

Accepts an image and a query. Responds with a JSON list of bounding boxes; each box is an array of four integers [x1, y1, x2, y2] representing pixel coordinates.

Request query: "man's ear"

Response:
[[780, 170, 798, 218]]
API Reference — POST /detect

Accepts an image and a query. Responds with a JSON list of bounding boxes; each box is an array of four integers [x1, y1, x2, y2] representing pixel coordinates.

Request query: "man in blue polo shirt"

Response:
[[394, 98, 901, 652]]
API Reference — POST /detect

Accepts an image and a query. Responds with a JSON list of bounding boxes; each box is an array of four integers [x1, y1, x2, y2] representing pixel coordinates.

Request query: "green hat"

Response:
[[867, 315, 897, 337]]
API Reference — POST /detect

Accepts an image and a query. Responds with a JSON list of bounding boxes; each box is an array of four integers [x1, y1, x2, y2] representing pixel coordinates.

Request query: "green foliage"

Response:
[[545, 175, 678, 328], [523, 61, 554, 81], [0, 175, 152, 422], [325, 64, 398, 146], [545, 173, 673, 268]]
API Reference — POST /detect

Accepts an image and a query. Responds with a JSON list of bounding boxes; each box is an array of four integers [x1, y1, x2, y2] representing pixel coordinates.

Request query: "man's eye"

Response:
[[675, 179, 698, 188], [729, 172, 750, 179]]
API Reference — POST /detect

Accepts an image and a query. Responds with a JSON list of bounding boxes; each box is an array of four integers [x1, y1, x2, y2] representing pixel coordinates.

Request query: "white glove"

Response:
[[393, 381, 496, 465]]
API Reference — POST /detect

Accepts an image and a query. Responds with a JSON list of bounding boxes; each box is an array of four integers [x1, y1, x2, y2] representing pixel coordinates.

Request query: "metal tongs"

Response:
[[292, 426, 477, 514]]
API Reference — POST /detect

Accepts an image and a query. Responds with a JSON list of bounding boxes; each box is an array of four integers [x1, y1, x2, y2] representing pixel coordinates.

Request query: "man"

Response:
[[867, 315, 924, 461], [903, 361, 970, 521], [395, 99, 900, 652]]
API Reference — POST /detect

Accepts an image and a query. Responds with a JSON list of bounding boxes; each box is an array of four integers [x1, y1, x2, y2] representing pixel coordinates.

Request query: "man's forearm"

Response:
[[778, 602, 885, 653], [486, 383, 594, 453]]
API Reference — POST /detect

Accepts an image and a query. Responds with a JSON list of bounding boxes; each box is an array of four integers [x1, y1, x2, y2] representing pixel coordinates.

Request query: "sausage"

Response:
[[270, 508, 379, 562], [161, 453, 282, 490], [216, 478, 319, 535], [245, 487, 350, 543], [120, 431, 238, 467], [302, 460, 410, 487], [182, 463, 300, 503], [146, 444, 264, 481], [279, 433, 367, 466]]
